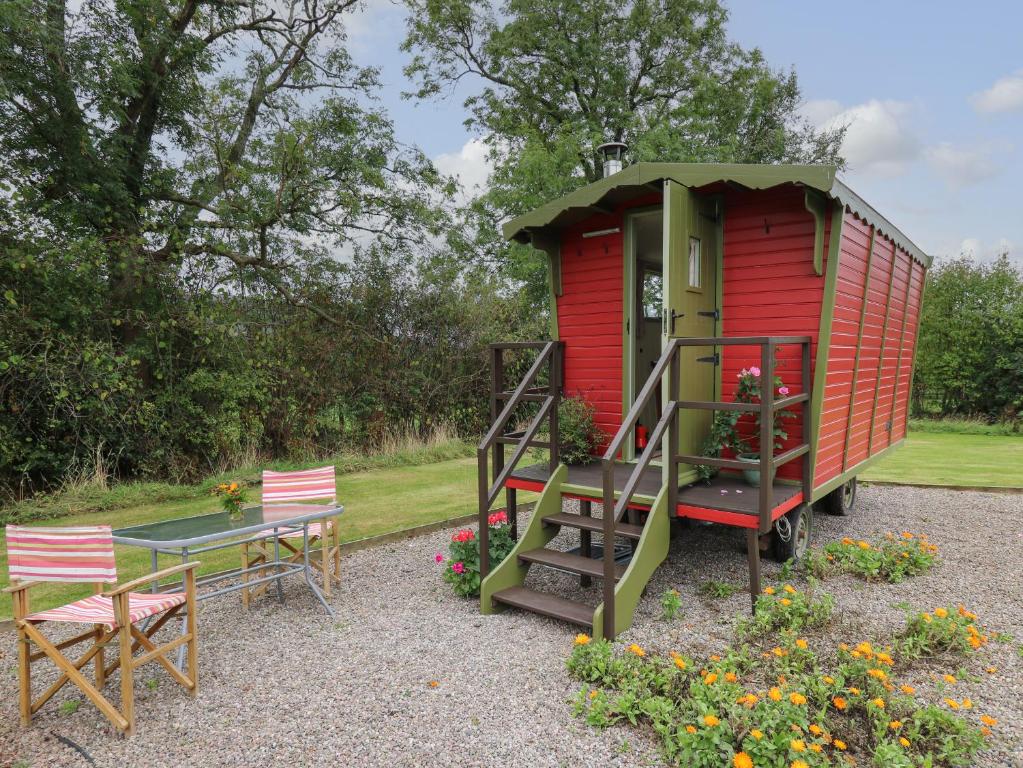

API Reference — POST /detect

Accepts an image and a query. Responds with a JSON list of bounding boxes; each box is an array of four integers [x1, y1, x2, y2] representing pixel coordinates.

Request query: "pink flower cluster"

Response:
[[451, 562, 465, 574], [488, 510, 508, 527], [452, 528, 475, 543]]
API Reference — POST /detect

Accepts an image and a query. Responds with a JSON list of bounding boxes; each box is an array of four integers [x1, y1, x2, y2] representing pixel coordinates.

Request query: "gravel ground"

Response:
[[1, 485, 1021, 768]]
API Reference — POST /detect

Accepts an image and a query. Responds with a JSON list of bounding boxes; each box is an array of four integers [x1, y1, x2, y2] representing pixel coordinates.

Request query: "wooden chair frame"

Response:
[[240, 515, 341, 607], [6, 562, 200, 737]]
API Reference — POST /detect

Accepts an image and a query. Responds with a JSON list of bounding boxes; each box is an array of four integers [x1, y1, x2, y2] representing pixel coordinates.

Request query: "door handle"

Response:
[[669, 308, 684, 334]]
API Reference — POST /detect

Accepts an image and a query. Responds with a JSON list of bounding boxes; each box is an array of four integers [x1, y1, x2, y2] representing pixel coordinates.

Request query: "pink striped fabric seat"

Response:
[[262, 467, 337, 540], [7, 525, 118, 583], [27, 592, 187, 630]]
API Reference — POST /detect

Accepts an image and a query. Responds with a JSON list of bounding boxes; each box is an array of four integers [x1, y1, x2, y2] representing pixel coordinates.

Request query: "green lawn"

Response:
[[0, 456, 486, 620], [862, 431, 1023, 487]]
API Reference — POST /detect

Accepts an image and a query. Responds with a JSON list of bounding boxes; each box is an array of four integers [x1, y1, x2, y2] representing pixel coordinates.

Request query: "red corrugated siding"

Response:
[[557, 213, 624, 452], [813, 211, 925, 488], [720, 187, 826, 481]]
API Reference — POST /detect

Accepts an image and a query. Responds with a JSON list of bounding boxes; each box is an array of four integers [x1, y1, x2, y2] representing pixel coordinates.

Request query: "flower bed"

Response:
[[437, 511, 515, 597], [804, 532, 939, 583]]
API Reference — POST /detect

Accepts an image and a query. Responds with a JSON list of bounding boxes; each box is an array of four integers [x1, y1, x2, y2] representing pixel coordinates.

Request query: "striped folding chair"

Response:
[[4, 525, 199, 736], [240, 466, 342, 607]]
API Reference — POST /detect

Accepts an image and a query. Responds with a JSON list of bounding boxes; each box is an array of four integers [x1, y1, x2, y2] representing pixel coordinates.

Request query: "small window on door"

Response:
[[688, 237, 701, 288], [640, 268, 662, 320]]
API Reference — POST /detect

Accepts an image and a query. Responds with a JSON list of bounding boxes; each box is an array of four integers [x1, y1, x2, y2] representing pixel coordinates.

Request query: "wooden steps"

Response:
[[491, 586, 594, 626], [518, 547, 627, 579], [542, 512, 644, 540]]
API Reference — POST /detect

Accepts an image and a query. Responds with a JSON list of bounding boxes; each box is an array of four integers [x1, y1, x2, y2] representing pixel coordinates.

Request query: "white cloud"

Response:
[[434, 138, 493, 196], [956, 237, 1015, 262], [924, 141, 1008, 188], [802, 98, 919, 177], [971, 70, 1023, 114]]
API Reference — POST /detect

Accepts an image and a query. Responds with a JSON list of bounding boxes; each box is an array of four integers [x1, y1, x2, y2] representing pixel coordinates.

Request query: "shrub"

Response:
[[737, 582, 834, 640], [819, 533, 938, 583], [557, 395, 605, 465], [899, 605, 991, 660], [438, 511, 516, 597]]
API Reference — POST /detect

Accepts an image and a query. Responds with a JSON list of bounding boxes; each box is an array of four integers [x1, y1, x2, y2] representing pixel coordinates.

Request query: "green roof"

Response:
[[502, 162, 931, 267]]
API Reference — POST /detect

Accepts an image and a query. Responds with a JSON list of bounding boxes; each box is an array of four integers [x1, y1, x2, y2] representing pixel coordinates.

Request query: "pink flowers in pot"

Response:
[[488, 510, 509, 527], [452, 529, 475, 543]]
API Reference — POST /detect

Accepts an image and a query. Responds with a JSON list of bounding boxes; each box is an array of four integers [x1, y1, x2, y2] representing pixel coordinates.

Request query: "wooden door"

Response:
[[664, 182, 720, 482]]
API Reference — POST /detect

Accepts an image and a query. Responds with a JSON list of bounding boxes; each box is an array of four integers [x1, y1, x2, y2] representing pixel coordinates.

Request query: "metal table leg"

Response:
[[302, 522, 335, 617]]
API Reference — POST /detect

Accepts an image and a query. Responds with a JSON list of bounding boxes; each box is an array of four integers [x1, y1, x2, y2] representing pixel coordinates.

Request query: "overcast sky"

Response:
[[347, 0, 1021, 264]]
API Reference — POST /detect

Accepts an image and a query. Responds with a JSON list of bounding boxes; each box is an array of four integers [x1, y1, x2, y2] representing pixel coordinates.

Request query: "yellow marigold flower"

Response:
[[589, 689, 598, 700], [851, 650, 861, 659], [790, 738, 806, 752], [733, 753, 753, 768], [900, 684, 915, 695], [832, 696, 847, 710], [627, 643, 645, 657], [763, 586, 776, 595], [769, 687, 783, 701], [980, 714, 997, 727], [751, 728, 764, 740], [986, 666, 997, 674], [789, 692, 807, 706], [868, 668, 887, 681], [944, 698, 959, 710], [839, 642, 849, 651], [822, 675, 835, 685], [808, 724, 823, 735], [772, 646, 786, 657], [796, 638, 808, 650], [848, 687, 861, 695], [889, 720, 902, 730], [705, 672, 719, 684], [858, 540, 871, 550], [810, 744, 823, 753], [780, 598, 792, 607], [574, 633, 591, 646], [870, 698, 885, 709], [784, 584, 797, 594], [961, 698, 973, 709], [856, 641, 874, 656], [968, 635, 983, 649], [934, 607, 948, 619], [674, 657, 687, 670], [943, 674, 956, 684], [922, 613, 933, 623], [703, 714, 720, 727], [791, 761, 809, 768], [876, 651, 895, 666], [726, 672, 738, 683], [686, 724, 697, 734], [901, 532, 914, 539], [833, 739, 847, 750], [899, 736, 910, 747]]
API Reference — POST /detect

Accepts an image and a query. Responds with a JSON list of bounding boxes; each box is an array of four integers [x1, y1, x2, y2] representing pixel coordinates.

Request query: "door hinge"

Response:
[[696, 353, 720, 365], [697, 309, 720, 321]]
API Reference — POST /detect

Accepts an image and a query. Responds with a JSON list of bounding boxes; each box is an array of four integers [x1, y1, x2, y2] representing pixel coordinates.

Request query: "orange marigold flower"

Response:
[[889, 720, 902, 730], [705, 673, 719, 684], [870, 698, 886, 709], [832, 696, 847, 710], [589, 690, 599, 700], [841, 537, 854, 546], [808, 724, 823, 735], [901, 532, 914, 539], [848, 687, 861, 695], [810, 744, 823, 753], [944, 698, 959, 710], [764, 586, 776, 595], [858, 540, 871, 550], [922, 613, 933, 623], [780, 598, 792, 607], [790, 738, 806, 752], [792, 761, 809, 768], [796, 638, 808, 650], [868, 668, 888, 681], [900, 684, 916, 695], [751, 728, 764, 740], [856, 641, 874, 656], [772, 647, 786, 657], [899, 736, 910, 747], [726, 672, 738, 683], [674, 657, 687, 670], [428, 680, 440, 688], [986, 666, 997, 674], [981, 714, 998, 727], [685, 724, 697, 734], [822, 675, 835, 685], [934, 607, 948, 619], [769, 687, 783, 702], [784, 584, 797, 594], [833, 739, 847, 750], [574, 633, 591, 646], [703, 714, 720, 727], [962, 698, 973, 709], [943, 674, 956, 684], [789, 692, 807, 706], [627, 643, 645, 657], [710, 654, 722, 661], [733, 753, 753, 768]]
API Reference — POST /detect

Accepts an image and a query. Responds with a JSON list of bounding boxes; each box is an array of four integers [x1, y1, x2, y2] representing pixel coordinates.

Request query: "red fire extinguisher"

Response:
[[636, 425, 648, 450]]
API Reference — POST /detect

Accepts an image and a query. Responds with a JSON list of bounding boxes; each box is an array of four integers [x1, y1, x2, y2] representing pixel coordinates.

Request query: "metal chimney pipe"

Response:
[[597, 141, 628, 178]]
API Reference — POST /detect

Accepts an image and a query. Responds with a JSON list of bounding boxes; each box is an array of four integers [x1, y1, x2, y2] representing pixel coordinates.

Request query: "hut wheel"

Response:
[[772, 504, 813, 563], [823, 477, 858, 516]]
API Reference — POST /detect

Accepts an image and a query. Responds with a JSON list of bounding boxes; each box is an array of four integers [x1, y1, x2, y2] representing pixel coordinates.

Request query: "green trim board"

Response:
[[812, 438, 906, 501], [592, 484, 670, 639], [803, 190, 827, 276], [808, 204, 845, 486], [480, 464, 567, 614], [842, 224, 877, 473], [503, 163, 931, 268]]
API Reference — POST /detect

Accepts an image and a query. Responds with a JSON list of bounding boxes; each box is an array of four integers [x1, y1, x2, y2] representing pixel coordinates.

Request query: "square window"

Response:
[[688, 237, 701, 288]]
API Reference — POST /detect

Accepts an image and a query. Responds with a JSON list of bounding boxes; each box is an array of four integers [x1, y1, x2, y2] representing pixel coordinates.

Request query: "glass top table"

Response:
[[113, 504, 344, 618]]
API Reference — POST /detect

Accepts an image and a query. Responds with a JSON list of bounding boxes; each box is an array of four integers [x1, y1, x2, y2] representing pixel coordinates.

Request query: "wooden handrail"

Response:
[[478, 341, 563, 578]]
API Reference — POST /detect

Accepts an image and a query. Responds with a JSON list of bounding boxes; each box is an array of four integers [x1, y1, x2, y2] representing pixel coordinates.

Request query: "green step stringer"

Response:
[[480, 464, 567, 614], [592, 483, 670, 639]]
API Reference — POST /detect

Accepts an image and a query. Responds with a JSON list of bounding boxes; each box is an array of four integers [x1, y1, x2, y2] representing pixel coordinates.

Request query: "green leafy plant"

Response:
[[899, 605, 990, 660], [660, 588, 683, 621], [556, 395, 606, 465], [732, 366, 797, 458], [737, 581, 834, 640], [146, 678, 160, 691], [213, 481, 248, 518], [822, 532, 939, 583], [698, 579, 742, 599], [59, 699, 79, 715], [438, 511, 515, 597]]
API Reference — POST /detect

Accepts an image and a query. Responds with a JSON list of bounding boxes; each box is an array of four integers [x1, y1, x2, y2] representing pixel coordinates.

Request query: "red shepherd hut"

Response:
[[475, 156, 929, 639]]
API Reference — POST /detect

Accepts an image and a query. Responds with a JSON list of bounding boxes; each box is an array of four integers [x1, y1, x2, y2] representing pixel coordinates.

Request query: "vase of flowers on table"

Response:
[[214, 481, 248, 521]]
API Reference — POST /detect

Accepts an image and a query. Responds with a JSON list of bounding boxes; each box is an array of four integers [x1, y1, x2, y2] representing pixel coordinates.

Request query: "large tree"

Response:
[[403, 0, 845, 296], [0, 0, 448, 339]]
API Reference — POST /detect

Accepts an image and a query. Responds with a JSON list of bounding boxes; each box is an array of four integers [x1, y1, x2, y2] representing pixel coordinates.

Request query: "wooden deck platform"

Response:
[[507, 463, 803, 528]]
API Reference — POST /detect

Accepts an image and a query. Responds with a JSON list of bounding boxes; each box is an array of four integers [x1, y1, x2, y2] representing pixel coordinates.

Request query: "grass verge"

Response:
[[862, 432, 1023, 488]]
